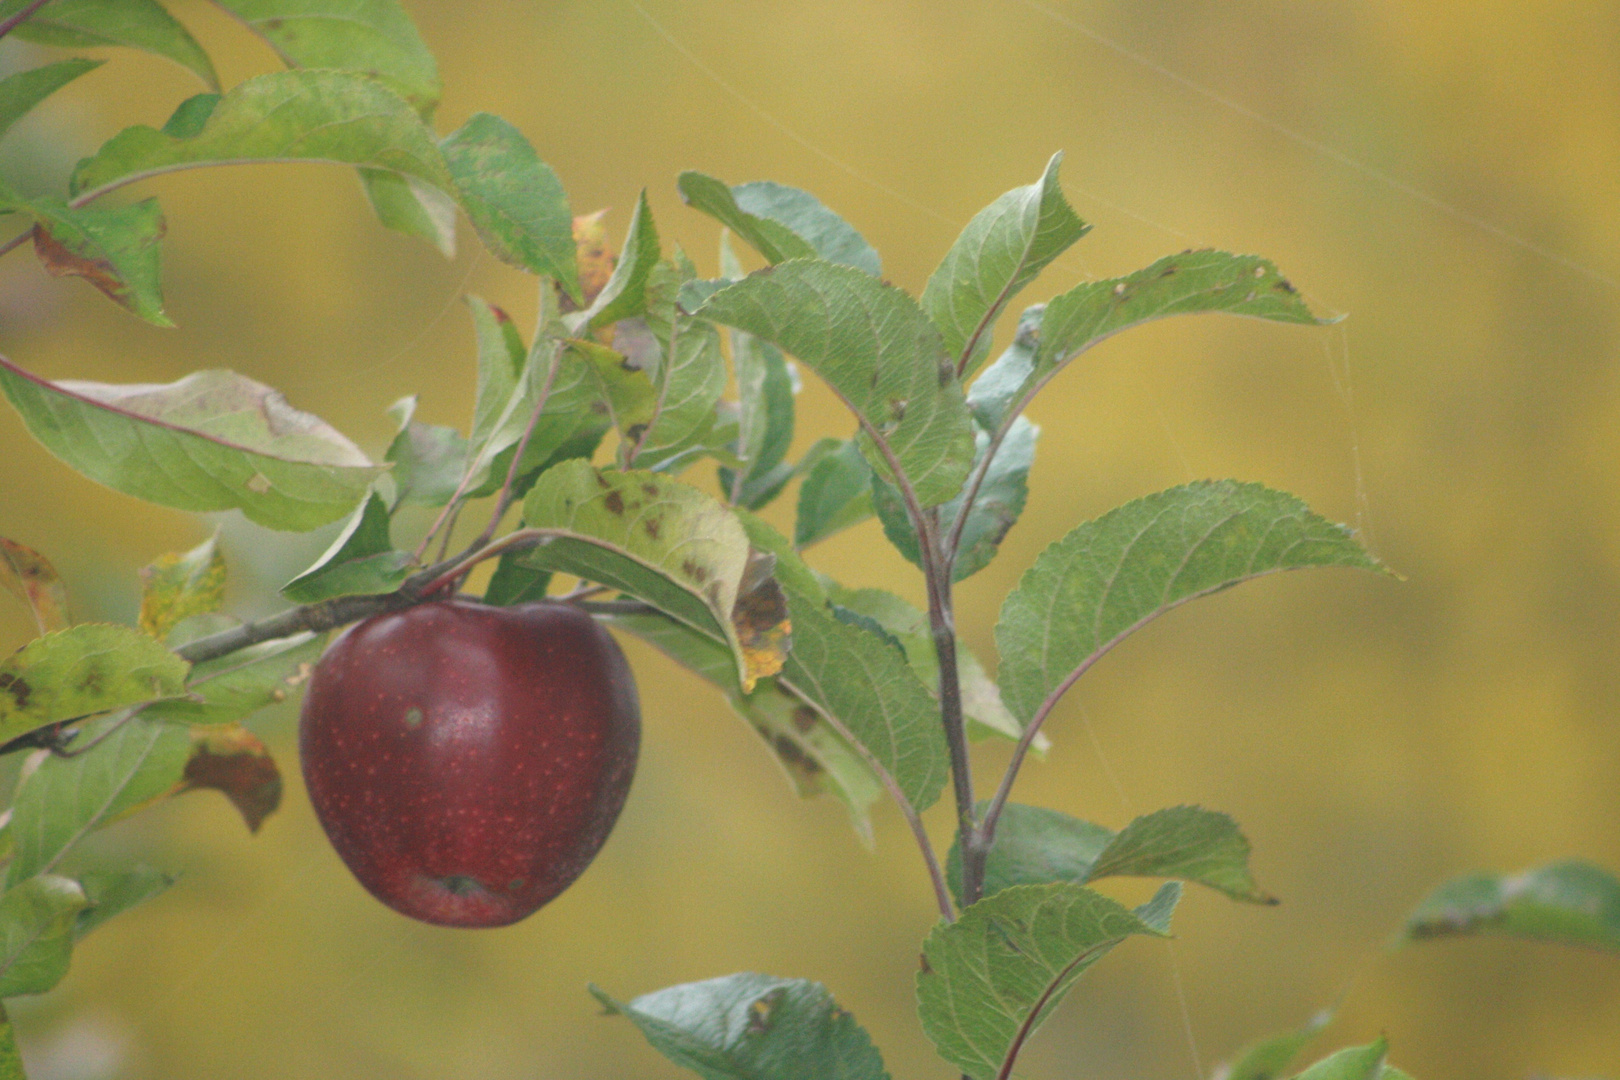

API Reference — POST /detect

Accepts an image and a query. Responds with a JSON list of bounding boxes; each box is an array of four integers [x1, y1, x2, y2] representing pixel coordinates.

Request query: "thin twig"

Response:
[[0, 0, 53, 40], [0, 229, 31, 262], [51, 706, 142, 759]]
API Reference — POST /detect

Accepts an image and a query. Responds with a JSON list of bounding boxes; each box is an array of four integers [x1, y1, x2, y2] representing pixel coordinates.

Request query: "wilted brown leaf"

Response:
[[0, 537, 70, 635]]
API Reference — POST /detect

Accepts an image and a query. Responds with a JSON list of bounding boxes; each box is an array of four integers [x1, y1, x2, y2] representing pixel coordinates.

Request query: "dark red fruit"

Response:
[[299, 598, 640, 927]]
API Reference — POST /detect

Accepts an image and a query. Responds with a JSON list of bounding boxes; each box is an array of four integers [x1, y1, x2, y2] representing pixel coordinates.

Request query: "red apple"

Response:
[[299, 598, 640, 927]]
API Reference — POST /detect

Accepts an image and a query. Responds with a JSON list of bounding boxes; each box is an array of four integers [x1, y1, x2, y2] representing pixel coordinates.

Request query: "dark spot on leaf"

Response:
[[746, 988, 785, 1034], [1273, 278, 1298, 294], [181, 733, 282, 833], [888, 398, 908, 422], [642, 517, 661, 539], [791, 706, 818, 734], [772, 735, 823, 779], [641, 483, 658, 498], [593, 471, 611, 489], [0, 673, 30, 709], [79, 666, 104, 695], [492, 305, 513, 325], [919, 954, 932, 974], [938, 363, 953, 387], [1158, 264, 1177, 278], [263, 17, 283, 29], [603, 491, 625, 515], [681, 559, 708, 584], [624, 424, 647, 442]]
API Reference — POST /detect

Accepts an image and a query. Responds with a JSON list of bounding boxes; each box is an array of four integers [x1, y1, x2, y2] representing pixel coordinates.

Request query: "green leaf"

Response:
[[467, 296, 527, 452], [592, 973, 889, 1080], [0, 624, 188, 746], [1088, 806, 1274, 903], [468, 335, 614, 497], [0, 359, 384, 530], [441, 113, 579, 299], [1025, 250, 1328, 406], [721, 328, 796, 508], [6, 714, 192, 885], [360, 168, 455, 256], [916, 881, 1177, 1079], [996, 480, 1384, 725], [1292, 1039, 1388, 1080], [956, 804, 1272, 905], [521, 462, 788, 691], [700, 260, 974, 507], [966, 305, 1041, 431], [875, 417, 1036, 581], [794, 438, 873, 547], [211, 0, 440, 114], [73, 863, 173, 940], [677, 173, 880, 275], [947, 804, 1113, 906], [0, 59, 102, 144], [568, 191, 660, 332], [0, 875, 88, 997], [22, 194, 170, 325], [608, 610, 882, 844], [2, 0, 218, 89], [0, 536, 70, 635], [280, 490, 411, 602], [68, 69, 452, 204], [0, 1002, 23, 1079], [384, 396, 468, 508], [623, 314, 728, 472], [141, 626, 321, 726], [138, 534, 225, 641], [777, 593, 947, 812], [481, 551, 550, 606], [1219, 1008, 1334, 1080], [823, 585, 1029, 750], [921, 153, 1088, 377], [1401, 860, 1620, 952]]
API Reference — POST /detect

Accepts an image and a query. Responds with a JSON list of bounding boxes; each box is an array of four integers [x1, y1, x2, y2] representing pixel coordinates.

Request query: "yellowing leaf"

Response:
[[0, 537, 69, 635], [139, 534, 225, 640]]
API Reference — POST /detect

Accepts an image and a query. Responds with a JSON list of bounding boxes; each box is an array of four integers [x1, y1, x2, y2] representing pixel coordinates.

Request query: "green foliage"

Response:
[[441, 113, 579, 296], [916, 881, 1177, 1079], [384, 396, 468, 508], [212, 0, 440, 113], [920, 152, 1088, 377], [678, 173, 880, 274], [1401, 860, 1620, 952], [0, 876, 87, 996], [1291, 1039, 1388, 1080], [0, 192, 169, 323], [0, 59, 102, 142], [593, 973, 889, 1080], [700, 260, 976, 507], [73, 864, 172, 941], [1218, 1008, 1334, 1080], [568, 191, 660, 331], [0, 0, 217, 89], [778, 593, 949, 812], [281, 492, 411, 603], [144, 619, 321, 727], [0, 625, 187, 746], [794, 439, 873, 547], [0, 360, 383, 530], [521, 462, 788, 691], [948, 804, 1270, 906], [5, 714, 192, 884], [995, 480, 1385, 725]]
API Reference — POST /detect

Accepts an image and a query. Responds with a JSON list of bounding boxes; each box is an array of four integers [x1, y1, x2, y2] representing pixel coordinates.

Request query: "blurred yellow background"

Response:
[[2, 1, 1619, 1077]]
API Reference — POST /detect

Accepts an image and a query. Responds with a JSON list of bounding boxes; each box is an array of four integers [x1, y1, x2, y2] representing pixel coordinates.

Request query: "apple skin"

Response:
[[299, 598, 640, 927]]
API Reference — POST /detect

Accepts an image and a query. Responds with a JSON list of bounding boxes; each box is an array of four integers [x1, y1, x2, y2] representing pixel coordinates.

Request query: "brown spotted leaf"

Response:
[[30, 196, 170, 326], [176, 724, 282, 832], [0, 537, 70, 635], [521, 460, 789, 690], [138, 534, 225, 640], [0, 624, 188, 747]]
